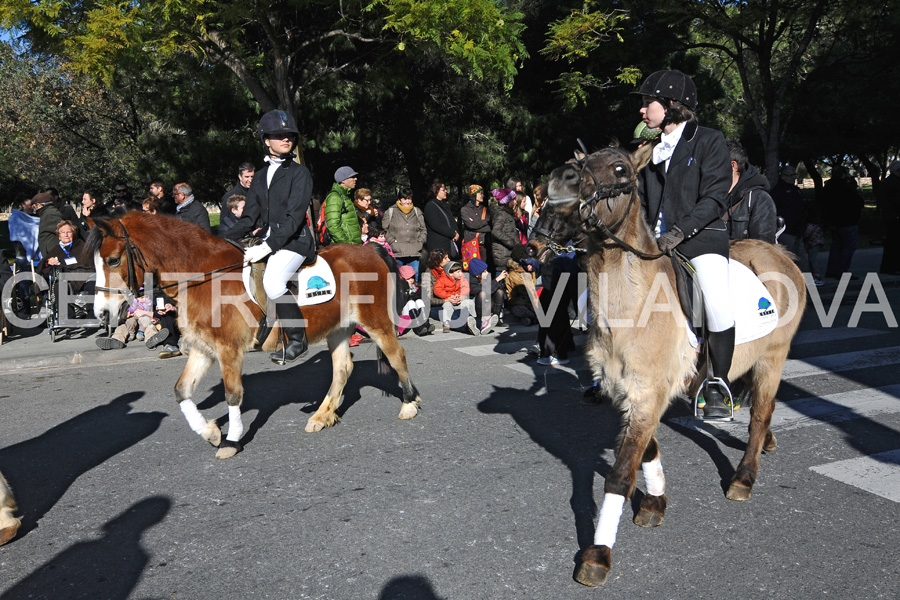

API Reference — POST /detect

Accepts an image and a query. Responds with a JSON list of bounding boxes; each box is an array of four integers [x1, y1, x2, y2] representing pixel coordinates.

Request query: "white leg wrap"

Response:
[[642, 457, 666, 497], [593, 493, 625, 548], [226, 405, 244, 442], [179, 400, 207, 434]]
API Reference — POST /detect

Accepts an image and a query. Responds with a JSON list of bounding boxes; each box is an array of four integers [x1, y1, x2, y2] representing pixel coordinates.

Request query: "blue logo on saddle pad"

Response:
[[758, 297, 771, 310], [307, 275, 330, 290], [757, 297, 775, 317]]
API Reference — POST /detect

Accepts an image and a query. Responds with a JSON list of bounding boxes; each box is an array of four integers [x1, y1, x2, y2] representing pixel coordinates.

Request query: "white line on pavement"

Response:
[[810, 449, 900, 504]]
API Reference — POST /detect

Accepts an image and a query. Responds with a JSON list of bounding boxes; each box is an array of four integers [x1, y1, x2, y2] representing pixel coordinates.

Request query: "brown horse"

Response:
[[0, 469, 18, 545], [88, 213, 422, 459], [528, 144, 806, 586]]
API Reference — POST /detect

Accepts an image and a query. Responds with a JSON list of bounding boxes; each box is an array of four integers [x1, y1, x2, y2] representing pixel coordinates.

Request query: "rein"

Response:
[[96, 219, 245, 297]]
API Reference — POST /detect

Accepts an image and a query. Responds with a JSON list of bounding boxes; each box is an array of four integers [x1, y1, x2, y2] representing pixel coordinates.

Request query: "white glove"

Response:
[[244, 242, 273, 263]]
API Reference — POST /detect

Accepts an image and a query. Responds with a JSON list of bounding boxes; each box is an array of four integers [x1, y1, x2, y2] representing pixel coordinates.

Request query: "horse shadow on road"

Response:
[[0, 496, 170, 600], [0, 392, 165, 539], [476, 362, 622, 553], [197, 345, 405, 446]]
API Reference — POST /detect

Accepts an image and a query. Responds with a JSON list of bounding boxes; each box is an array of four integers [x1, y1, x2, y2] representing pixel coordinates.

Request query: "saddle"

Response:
[[670, 252, 779, 347]]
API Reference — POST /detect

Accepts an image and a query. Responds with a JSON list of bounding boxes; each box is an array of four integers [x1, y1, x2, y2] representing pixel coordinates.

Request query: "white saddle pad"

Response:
[[686, 259, 779, 347], [243, 256, 337, 307]]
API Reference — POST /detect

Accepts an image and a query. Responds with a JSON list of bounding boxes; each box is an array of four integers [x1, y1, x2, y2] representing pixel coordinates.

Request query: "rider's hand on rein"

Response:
[[656, 226, 684, 256]]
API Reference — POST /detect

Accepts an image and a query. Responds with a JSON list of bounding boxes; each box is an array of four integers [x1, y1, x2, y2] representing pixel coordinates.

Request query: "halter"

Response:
[[94, 219, 245, 299]]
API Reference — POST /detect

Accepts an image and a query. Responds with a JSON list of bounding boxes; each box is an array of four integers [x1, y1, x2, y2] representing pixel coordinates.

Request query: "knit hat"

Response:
[[398, 265, 416, 280], [443, 261, 462, 275], [468, 258, 488, 277], [334, 166, 358, 183], [467, 184, 483, 200], [492, 188, 515, 205]]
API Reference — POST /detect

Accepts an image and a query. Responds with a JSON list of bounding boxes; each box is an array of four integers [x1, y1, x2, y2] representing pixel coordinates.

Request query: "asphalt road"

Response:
[[0, 283, 898, 599]]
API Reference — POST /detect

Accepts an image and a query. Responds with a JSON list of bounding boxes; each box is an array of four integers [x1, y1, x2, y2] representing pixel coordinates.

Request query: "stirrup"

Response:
[[694, 377, 734, 422]]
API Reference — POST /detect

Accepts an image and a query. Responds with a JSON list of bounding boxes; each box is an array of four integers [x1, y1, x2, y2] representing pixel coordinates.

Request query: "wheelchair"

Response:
[[45, 264, 102, 342], [1, 243, 44, 345]]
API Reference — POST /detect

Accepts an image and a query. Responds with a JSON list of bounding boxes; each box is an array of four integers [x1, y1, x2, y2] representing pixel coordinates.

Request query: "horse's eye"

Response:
[[107, 256, 121, 267], [614, 165, 626, 176]]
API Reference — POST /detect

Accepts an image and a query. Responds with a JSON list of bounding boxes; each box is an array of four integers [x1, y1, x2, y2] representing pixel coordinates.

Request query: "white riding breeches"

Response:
[[263, 249, 306, 299], [690, 253, 734, 333]]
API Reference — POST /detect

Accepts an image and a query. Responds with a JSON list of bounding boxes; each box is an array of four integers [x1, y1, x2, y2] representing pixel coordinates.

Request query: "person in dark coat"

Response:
[[226, 109, 315, 365], [820, 165, 864, 279], [724, 139, 778, 243], [771, 165, 807, 258], [424, 179, 459, 257], [172, 183, 211, 233], [489, 188, 520, 275], [460, 185, 491, 268], [635, 69, 735, 419], [32, 192, 65, 261], [878, 160, 900, 274], [219, 162, 256, 217]]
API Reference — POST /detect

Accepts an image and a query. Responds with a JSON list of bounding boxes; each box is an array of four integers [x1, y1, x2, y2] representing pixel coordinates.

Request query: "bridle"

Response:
[[558, 152, 664, 261], [95, 219, 245, 300]]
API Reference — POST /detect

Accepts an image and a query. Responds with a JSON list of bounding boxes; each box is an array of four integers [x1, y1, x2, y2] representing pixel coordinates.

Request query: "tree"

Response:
[[658, 0, 900, 185]]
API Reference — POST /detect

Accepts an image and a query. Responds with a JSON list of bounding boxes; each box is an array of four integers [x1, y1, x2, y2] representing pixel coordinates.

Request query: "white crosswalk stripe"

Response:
[[810, 450, 900, 503]]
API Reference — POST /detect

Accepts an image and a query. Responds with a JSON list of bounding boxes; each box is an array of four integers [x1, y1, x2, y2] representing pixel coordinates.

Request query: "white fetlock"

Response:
[[179, 400, 207, 434], [226, 405, 243, 442], [642, 458, 666, 496], [593, 493, 625, 548]]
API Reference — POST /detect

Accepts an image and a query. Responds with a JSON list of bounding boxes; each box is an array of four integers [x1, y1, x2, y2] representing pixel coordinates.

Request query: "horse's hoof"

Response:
[[0, 521, 20, 546], [201, 420, 221, 447], [763, 431, 777, 452], [581, 386, 603, 405], [398, 401, 419, 420], [634, 493, 667, 527], [215, 439, 242, 459], [726, 481, 752, 502], [574, 545, 611, 587], [305, 420, 325, 433]]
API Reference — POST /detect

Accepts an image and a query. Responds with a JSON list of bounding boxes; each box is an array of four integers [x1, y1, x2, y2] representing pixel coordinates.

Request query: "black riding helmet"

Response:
[[257, 109, 299, 144], [632, 69, 697, 112]]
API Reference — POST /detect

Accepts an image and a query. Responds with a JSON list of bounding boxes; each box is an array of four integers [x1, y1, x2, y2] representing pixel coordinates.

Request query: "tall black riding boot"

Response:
[[271, 292, 308, 364], [703, 326, 735, 419]]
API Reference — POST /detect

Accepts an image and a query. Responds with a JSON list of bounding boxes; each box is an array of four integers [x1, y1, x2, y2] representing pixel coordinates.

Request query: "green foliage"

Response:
[[377, 0, 528, 90], [539, 2, 634, 110]]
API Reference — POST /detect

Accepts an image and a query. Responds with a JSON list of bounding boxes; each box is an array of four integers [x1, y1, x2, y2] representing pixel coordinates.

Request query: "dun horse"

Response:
[[529, 145, 806, 586], [0, 469, 18, 545], [89, 213, 422, 459]]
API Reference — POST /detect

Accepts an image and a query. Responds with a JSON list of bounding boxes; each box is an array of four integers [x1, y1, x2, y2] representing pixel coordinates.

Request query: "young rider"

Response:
[[227, 110, 315, 365], [634, 70, 735, 419]]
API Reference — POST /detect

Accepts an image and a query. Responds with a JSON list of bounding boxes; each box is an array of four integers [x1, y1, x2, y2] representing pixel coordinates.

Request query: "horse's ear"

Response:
[[574, 149, 586, 161], [631, 142, 654, 172]]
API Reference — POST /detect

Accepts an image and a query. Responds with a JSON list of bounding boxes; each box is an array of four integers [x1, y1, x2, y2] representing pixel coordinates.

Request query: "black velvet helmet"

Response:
[[257, 109, 299, 144], [633, 70, 697, 111]]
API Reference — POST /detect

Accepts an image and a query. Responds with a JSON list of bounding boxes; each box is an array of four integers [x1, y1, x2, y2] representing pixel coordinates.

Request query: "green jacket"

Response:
[[324, 182, 361, 244]]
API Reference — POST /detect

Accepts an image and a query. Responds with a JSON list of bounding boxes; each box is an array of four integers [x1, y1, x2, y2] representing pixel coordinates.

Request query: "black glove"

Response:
[[657, 226, 684, 255]]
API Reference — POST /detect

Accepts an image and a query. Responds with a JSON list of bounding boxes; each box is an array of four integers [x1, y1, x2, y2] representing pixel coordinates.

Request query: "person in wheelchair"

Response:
[[39, 220, 95, 321]]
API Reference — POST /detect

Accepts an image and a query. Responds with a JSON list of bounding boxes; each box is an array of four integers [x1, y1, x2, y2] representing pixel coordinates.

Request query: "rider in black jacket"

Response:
[[635, 70, 736, 420], [227, 110, 315, 364]]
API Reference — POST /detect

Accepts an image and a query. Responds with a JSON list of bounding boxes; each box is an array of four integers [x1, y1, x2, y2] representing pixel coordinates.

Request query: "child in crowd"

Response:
[[396, 265, 434, 336], [432, 260, 479, 334], [466, 258, 503, 334], [364, 224, 395, 258], [506, 244, 538, 325], [218, 194, 245, 238], [96, 292, 169, 350]]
